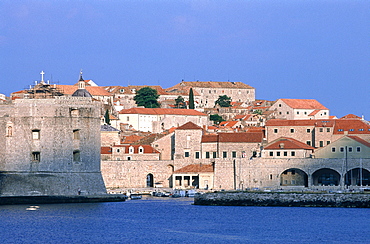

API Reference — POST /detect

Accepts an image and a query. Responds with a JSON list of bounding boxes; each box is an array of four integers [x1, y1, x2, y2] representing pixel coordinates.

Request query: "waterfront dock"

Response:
[[0, 195, 127, 205], [194, 191, 370, 208]]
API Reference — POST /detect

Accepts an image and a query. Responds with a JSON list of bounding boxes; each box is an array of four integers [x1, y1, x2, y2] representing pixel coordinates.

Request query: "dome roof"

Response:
[[72, 88, 92, 97]]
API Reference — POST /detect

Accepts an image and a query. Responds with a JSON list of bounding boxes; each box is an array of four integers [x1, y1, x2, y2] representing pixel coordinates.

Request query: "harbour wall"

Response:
[[194, 192, 370, 208]]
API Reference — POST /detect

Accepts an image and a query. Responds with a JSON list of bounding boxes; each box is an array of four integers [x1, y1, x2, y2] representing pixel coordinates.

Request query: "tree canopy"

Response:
[[134, 87, 160, 108], [175, 96, 186, 108], [210, 114, 225, 125], [104, 109, 111, 125], [188, 88, 195, 109], [215, 95, 232, 107]]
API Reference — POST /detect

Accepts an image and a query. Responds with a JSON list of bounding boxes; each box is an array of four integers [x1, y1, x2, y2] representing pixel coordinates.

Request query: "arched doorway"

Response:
[[344, 168, 370, 186], [312, 168, 340, 186], [146, 174, 154, 187], [167, 165, 174, 188], [280, 168, 308, 187]]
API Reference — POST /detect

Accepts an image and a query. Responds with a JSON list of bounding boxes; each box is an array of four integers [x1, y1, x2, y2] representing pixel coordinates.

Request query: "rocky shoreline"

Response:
[[0, 195, 127, 205], [194, 192, 370, 208]]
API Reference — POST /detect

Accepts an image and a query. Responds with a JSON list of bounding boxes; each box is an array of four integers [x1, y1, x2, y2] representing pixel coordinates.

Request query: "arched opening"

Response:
[[146, 174, 154, 187], [344, 168, 370, 186], [280, 168, 308, 187], [312, 168, 340, 186], [167, 165, 174, 188]]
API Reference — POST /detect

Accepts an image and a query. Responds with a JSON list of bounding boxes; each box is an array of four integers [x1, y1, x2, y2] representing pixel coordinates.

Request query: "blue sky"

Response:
[[1, 1, 369, 119]]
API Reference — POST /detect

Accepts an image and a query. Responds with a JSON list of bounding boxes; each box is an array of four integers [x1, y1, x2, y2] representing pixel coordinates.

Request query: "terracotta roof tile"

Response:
[[280, 99, 328, 110], [264, 137, 315, 150], [176, 121, 203, 130], [174, 164, 214, 173], [101, 147, 112, 154], [112, 145, 160, 154], [119, 108, 206, 116], [340, 114, 361, 119], [171, 81, 254, 89]]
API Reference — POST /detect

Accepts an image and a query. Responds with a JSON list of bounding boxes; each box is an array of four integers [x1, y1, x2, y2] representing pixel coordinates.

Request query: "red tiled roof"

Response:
[[101, 147, 112, 154], [280, 99, 328, 110], [340, 114, 361, 119], [173, 164, 214, 173], [176, 121, 203, 130], [264, 137, 315, 150], [122, 135, 144, 144], [119, 108, 206, 116], [219, 121, 239, 127], [171, 81, 254, 89], [308, 109, 320, 116], [202, 132, 263, 143], [56, 85, 111, 96]]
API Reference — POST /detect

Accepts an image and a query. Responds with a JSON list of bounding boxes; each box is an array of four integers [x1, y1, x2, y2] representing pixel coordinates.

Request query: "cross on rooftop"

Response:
[[40, 70, 45, 82]]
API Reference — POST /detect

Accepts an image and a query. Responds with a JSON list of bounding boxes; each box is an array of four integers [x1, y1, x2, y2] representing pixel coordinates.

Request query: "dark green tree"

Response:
[[253, 109, 263, 115], [104, 109, 111, 125], [188, 88, 195, 109], [175, 96, 186, 108], [134, 87, 160, 108], [215, 95, 232, 107], [210, 114, 225, 125]]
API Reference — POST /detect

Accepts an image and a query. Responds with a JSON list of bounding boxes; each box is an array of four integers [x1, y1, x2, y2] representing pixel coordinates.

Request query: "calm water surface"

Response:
[[0, 196, 369, 243]]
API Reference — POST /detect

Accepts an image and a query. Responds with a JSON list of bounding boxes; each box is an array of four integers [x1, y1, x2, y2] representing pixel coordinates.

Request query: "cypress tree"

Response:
[[104, 109, 111, 125], [189, 88, 195, 109]]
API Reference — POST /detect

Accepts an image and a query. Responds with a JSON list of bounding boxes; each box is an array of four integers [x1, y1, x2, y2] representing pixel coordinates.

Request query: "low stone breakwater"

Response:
[[194, 192, 370, 208]]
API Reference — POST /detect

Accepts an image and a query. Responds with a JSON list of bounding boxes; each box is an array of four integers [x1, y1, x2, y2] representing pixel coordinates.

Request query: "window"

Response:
[[32, 152, 40, 162], [117, 149, 120, 153], [304, 112, 307, 115], [359, 129, 364, 131], [213, 152, 217, 158], [291, 170, 296, 175], [273, 129, 278, 133], [32, 129, 40, 140], [287, 111, 289, 114], [269, 152, 273, 157], [306, 141, 311, 146], [278, 104, 281, 107], [270, 174, 273, 180], [139, 147, 144, 154], [6, 125, 13, 137], [127, 156, 131, 160], [73, 129, 80, 140], [331, 147, 336, 153], [319, 141, 324, 147], [184, 152, 190, 157], [290, 129, 294, 133], [276, 152, 281, 156], [283, 151, 288, 156], [327, 128, 330, 132], [338, 129, 344, 132], [291, 151, 295, 156], [306, 129, 311, 133], [195, 152, 200, 159], [340, 147, 344, 152], [349, 129, 354, 131], [127, 116, 130, 121], [73, 150, 80, 162], [232, 151, 237, 158], [129, 147, 134, 154], [279, 112, 282, 115], [206, 152, 210, 158], [223, 151, 227, 158], [356, 147, 361, 152], [297, 111, 300, 114], [326, 141, 331, 145], [348, 147, 353, 152], [319, 128, 323, 132]]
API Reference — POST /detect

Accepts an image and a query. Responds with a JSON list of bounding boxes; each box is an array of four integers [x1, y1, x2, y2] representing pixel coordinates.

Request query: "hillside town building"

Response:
[[269, 99, 329, 120]]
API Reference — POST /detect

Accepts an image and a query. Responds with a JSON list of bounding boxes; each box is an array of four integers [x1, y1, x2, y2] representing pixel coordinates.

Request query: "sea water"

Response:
[[0, 197, 369, 243]]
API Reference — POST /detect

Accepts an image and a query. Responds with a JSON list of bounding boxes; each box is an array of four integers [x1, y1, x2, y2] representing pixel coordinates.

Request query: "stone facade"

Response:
[[0, 97, 107, 196]]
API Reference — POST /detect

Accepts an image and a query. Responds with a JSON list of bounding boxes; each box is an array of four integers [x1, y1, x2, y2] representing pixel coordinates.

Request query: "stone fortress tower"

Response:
[[0, 74, 106, 196]]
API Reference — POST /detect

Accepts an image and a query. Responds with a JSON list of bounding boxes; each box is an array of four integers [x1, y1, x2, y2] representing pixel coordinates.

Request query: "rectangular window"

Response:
[[195, 152, 200, 159], [290, 129, 294, 133], [232, 151, 237, 158], [307, 129, 311, 133], [291, 151, 295, 156], [274, 129, 278, 133], [222, 151, 227, 158], [348, 147, 353, 152], [127, 156, 131, 160], [184, 152, 190, 157], [306, 141, 311, 146], [297, 111, 299, 114], [213, 152, 217, 158], [327, 141, 331, 145], [117, 148, 120, 153], [340, 147, 344, 152], [331, 147, 336, 153], [73, 150, 80, 162], [357, 147, 361, 152], [327, 128, 330, 132], [206, 152, 210, 158], [32, 130, 40, 140], [276, 152, 281, 156], [269, 151, 273, 157], [127, 116, 129, 121], [32, 152, 40, 162], [283, 151, 287, 156], [73, 129, 80, 140], [291, 170, 296, 175], [319, 141, 324, 147]]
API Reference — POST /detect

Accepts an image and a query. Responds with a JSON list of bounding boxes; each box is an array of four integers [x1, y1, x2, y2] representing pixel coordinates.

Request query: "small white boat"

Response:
[[26, 206, 40, 211], [130, 194, 142, 200]]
